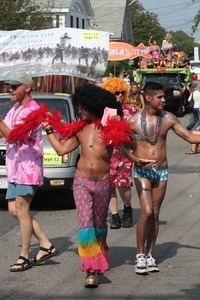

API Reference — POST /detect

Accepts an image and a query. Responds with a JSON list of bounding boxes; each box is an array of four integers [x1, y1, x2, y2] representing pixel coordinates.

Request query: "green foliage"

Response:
[[192, 0, 200, 33], [129, 0, 166, 46], [192, 10, 200, 34], [0, 0, 55, 31], [104, 0, 200, 76], [104, 60, 134, 82]]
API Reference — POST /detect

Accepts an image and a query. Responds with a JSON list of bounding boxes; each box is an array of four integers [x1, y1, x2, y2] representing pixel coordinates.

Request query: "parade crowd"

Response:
[[0, 47, 200, 289]]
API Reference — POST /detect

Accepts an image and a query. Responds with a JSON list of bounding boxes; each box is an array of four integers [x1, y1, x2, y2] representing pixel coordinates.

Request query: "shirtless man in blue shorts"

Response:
[[123, 81, 200, 275]]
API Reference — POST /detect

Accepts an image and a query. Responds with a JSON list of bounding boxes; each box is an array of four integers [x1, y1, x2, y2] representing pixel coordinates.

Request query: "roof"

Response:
[[38, 0, 94, 17], [90, 0, 132, 41]]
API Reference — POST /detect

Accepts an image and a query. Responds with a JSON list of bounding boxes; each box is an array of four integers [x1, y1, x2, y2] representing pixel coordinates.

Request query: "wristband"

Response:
[[45, 127, 54, 135]]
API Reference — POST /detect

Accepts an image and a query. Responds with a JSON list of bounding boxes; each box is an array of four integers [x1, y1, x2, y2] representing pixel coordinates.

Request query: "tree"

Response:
[[0, 0, 55, 31], [129, 0, 166, 46], [105, 60, 134, 81], [128, 0, 200, 60], [192, 0, 200, 34]]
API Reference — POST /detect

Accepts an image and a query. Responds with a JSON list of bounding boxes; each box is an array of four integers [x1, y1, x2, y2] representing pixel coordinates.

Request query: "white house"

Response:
[[37, 0, 133, 42]]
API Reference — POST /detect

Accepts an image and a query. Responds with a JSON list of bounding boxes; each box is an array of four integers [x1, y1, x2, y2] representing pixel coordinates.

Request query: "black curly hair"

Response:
[[72, 83, 123, 119]]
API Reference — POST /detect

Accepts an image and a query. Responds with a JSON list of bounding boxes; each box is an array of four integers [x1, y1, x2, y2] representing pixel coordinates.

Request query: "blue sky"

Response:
[[139, 0, 200, 42]]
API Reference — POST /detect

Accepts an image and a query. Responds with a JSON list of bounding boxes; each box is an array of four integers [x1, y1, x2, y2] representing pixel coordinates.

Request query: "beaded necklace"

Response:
[[141, 108, 162, 145]]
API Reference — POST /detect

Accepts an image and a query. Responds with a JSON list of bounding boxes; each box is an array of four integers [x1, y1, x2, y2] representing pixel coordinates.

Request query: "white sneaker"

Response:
[[135, 254, 148, 274], [146, 254, 159, 272]]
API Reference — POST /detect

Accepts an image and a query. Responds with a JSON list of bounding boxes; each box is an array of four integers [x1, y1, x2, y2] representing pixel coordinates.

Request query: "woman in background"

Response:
[[127, 82, 145, 112], [101, 77, 135, 229]]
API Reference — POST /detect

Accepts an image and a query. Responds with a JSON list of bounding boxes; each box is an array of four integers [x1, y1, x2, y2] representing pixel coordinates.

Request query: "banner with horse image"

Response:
[[0, 27, 110, 82]]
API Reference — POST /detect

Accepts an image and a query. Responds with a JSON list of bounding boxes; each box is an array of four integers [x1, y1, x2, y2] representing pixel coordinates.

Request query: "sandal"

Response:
[[10, 255, 32, 272], [185, 150, 197, 154], [31, 245, 58, 265]]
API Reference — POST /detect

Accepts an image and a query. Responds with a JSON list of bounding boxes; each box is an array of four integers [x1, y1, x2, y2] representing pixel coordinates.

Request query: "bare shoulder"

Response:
[[127, 110, 141, 125], [162, 110, 180, 124]]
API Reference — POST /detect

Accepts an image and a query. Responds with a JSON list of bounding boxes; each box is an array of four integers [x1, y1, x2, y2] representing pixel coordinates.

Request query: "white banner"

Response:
[[0, 28, 110, 81]]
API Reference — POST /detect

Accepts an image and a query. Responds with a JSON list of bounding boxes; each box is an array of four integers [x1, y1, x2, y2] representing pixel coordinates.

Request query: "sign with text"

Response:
[[0, 28, 110, 81], [129, 43, 154, 60], [108, 42, 135, 61], [43, 148, 64, 165], [108, 42, 154, 61]]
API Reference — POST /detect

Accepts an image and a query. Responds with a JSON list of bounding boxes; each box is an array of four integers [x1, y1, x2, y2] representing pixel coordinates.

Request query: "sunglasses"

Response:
[[114, 91, 125, 96], [7, 84, 22, 91]]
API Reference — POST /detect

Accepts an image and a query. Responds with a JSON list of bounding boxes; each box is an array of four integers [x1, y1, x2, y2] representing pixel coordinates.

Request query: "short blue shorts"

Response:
[[133, 165, 168, 183], [6, 183, 38, 200]]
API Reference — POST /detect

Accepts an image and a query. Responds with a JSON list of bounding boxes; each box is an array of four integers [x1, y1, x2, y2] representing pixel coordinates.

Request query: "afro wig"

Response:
[[72, 83, 123, 119], [100, 77, 129, 103]]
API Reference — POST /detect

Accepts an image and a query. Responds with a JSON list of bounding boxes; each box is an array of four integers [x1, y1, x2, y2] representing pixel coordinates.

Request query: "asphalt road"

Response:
[[0, 113, 200, 300]]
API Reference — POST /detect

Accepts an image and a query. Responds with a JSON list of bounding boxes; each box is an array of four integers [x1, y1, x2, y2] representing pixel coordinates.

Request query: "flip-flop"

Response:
[[30, 245, 58, 265], [185, 150, 197, 154]]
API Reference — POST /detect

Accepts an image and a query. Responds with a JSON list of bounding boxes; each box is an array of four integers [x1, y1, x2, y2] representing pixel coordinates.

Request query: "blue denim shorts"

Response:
[[6, 183, 38, 200]]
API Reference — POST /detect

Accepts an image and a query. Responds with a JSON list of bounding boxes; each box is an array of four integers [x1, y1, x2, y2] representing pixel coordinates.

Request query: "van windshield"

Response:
[[142, 74, 180, 86], [0, 96, 72, 122]]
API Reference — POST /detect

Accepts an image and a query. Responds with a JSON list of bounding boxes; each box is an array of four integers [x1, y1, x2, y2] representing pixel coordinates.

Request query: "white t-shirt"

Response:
[[188, 90, 200, 109]]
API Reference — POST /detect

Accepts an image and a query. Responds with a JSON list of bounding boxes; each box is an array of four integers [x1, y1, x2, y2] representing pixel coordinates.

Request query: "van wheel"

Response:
[[32, 189, 75, 210], [55, 189, 75, 209], [64, 189, 75, 209]]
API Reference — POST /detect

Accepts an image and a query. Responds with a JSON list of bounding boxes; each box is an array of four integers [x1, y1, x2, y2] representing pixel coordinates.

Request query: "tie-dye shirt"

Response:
[[4, 100, 43, 185]]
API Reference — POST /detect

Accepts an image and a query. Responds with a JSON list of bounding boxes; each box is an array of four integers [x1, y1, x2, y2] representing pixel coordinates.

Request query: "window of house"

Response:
[[56, 15, 59, 28], [70, 15, 73, 28], [82, 19, 85, 29], [72, 2, 83, 12], [76, 17, 79, 28]]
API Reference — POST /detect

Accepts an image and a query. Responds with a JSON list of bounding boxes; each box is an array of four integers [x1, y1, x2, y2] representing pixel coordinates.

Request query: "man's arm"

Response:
[[0, 119, 10, 139], [173, 121, 200, 144], [46, 130, 80, 156]]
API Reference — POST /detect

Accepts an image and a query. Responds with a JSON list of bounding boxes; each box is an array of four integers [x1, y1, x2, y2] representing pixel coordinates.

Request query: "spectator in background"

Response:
[[123, 73, 131, 85], [127, 82, 145, 111], [186, 83, 200, 132], [101, 77, 134, 229], [185, 126, 200, 154]]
